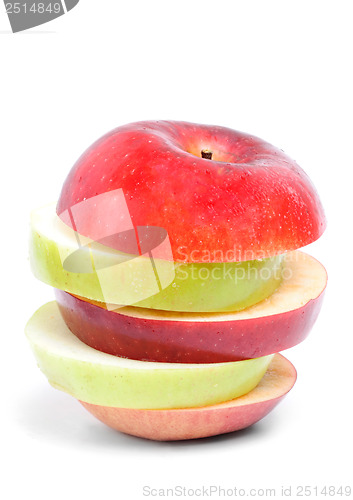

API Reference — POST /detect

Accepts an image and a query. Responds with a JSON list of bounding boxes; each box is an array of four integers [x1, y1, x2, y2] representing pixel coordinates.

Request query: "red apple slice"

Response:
[[80, 353, 296, 441], [56, 251, 327, 363], [57, 121, 326, 263]]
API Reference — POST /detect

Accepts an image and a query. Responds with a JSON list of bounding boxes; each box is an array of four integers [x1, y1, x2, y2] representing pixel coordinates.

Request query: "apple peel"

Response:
[[56, 120, 326, 262], [56, 251, 327, 363]]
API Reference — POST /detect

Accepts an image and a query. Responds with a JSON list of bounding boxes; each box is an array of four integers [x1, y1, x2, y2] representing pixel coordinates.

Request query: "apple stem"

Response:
[[201, 149, 213, 160]]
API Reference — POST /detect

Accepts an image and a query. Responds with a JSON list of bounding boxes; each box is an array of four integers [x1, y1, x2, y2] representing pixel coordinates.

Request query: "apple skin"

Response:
[[55, 287, 324, 363], [57, 121, 326, 263], [25, 301, 273, 409], [54, 251, 327, 363], [80, 354, 296, 441]]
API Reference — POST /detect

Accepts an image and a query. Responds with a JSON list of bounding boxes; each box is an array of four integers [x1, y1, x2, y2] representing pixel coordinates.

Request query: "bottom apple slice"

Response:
[[80, 354, 296, 441]]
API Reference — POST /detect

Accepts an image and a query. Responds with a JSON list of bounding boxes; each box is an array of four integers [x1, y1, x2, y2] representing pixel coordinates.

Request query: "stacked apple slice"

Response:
[[26, 121, 327, 440]]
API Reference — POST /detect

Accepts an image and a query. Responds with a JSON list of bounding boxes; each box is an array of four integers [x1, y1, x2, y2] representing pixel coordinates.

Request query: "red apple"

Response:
[[79, 353, 296, 441], [55, 251, 327, 363], [56, 121, 326, 263]]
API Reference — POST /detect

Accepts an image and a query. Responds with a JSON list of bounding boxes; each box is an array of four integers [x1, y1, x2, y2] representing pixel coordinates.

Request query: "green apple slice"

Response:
[[29, 203, 283, 312], [25, 302, 273, 409]]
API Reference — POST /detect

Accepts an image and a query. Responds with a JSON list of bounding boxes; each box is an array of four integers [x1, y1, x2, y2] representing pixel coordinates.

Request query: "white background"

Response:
[[1, 1, 352, 499]]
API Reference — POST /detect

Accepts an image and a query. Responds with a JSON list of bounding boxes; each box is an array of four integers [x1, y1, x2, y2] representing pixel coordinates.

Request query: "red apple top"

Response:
[[56, 121, 326, 263]]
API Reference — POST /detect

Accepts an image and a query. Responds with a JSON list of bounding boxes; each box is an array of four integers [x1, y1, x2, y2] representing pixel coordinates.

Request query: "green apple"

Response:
[[29, 203, 283, 312], [25, 302, 273, 409]]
